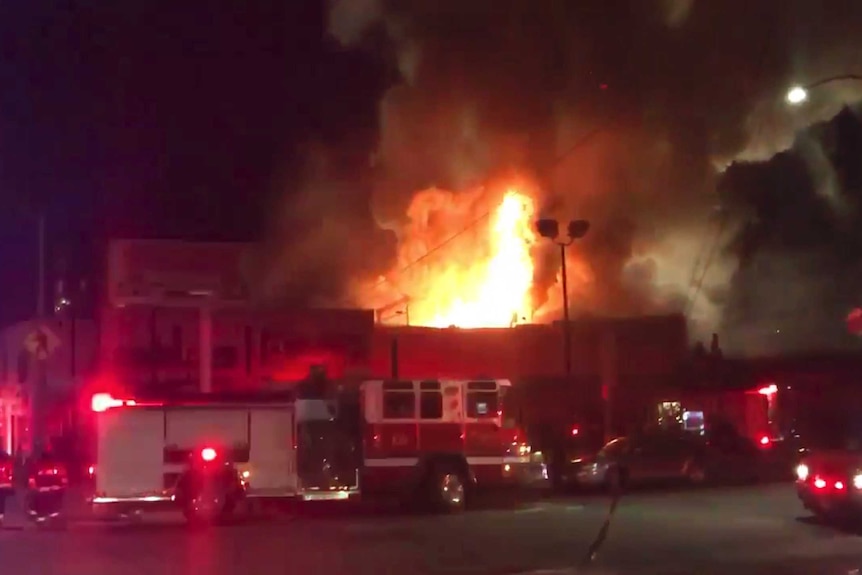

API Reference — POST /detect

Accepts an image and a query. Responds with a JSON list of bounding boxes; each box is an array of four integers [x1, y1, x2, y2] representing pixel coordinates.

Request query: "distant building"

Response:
[[100, 239, 374, 393]]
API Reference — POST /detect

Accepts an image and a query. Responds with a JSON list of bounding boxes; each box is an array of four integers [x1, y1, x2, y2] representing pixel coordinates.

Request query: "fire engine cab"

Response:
[[86, 377, 546, 523]]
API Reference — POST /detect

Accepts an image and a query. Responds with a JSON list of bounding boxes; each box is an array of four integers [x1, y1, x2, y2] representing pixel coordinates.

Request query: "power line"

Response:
[[684, 210, 729, 320], [367, 209, 494, 297], [372, 122, 612, 304], [684, 212, 719, 311], [685, 18, 780, 324]]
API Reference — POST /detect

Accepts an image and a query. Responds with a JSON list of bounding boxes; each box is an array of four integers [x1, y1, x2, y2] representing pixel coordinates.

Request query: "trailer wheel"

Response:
[[183, 487, 234, 526], [428, 465, 467, 513], [684, 459, 707, 485]]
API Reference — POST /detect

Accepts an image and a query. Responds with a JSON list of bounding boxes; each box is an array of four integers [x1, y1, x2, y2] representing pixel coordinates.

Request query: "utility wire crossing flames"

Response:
[[373, 189, 539, 329]]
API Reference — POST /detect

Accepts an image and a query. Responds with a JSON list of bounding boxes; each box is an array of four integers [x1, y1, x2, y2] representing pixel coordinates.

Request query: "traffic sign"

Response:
[[23, 326, 61, 360]]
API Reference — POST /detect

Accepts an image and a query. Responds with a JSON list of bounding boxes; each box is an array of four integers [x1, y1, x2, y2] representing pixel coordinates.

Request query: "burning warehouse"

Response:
[[95, 235, 768, 447]]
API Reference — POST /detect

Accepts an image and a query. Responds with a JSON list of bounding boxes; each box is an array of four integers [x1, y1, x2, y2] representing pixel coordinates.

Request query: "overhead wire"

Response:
[[684, 211, 729, 320], [372, 123, 611, 310], [683, 12, 778, 323]]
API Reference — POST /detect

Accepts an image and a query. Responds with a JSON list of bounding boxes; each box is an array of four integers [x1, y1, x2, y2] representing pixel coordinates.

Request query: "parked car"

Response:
[[570, 425, 760, 490], [795, 405, 862, 522], [527, 421, 605, 490]]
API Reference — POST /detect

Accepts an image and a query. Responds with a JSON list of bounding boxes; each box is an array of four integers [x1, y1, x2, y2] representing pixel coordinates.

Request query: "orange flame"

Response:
[[364, 185, 538, 328]]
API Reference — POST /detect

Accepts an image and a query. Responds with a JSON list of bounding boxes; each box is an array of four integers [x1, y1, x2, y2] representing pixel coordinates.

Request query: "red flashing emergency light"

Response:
[[759, 435, 771, 446], [200, 447, 218, 462], [91, 393, 135, 413], [90, 392, 161, 412], [757, 384, 778, 396], [571, 426, 580, 436]]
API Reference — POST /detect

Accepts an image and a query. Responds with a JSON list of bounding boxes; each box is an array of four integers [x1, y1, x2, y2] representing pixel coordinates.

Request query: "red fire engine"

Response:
[[85, 377, 546, 523], [358, 379, 546, 506]]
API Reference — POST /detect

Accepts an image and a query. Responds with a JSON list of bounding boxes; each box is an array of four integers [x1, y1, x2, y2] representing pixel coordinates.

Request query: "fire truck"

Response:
[[86, 377, 546, 523]]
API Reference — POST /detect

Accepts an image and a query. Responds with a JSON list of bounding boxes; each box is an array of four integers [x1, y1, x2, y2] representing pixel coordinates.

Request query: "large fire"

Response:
[[363, 185, 539, 328]]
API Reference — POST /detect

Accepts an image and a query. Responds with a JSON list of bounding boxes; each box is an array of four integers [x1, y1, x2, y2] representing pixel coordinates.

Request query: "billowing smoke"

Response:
[[720, 110, 862, 354], [302, 0, 862, 349]]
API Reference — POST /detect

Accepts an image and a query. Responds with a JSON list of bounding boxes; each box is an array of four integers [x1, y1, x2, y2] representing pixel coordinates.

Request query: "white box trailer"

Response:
[[88, 391, 358, 522]]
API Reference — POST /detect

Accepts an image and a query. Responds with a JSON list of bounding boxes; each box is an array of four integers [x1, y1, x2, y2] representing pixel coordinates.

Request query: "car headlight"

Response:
[[796, 463, 809, 481], [853, 473, 862, 490]]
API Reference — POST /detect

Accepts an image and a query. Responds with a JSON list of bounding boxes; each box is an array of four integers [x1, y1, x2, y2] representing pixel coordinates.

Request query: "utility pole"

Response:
[[6, 213, 49, 529], [32, 213, 47, 459], [559, 243, 571, 376], [535, 218, 590, 377]]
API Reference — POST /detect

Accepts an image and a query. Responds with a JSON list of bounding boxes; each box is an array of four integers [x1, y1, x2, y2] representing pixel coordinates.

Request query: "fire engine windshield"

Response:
[[499, 385, 520, 428], [466, 381, 501, 419]]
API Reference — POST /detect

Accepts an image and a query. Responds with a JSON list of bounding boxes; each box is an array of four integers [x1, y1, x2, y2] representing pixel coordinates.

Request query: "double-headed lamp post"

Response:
[[535, 218, 591, 376]]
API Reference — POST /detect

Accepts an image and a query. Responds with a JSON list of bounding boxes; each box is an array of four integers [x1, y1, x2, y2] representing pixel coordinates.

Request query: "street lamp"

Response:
[[785, 74, 862, 106], [535, 218, 590, 376], [785, 86, 808, 105]]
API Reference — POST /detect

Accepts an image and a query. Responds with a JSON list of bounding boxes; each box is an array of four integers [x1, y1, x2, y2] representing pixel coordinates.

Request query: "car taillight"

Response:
[[571, 426, 580, 436], [758, 435, 771, 447], [810, 475, 854, 491], [200, 447, 218, 462]]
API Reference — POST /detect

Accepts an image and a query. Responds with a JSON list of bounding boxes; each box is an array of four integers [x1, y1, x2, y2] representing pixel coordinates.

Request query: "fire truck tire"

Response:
[[684, 459, 708, 485], [182, 487, 235, 527], [428, 465, 468, 513]]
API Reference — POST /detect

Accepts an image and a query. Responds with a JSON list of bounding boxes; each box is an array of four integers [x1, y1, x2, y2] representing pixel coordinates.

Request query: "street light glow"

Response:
[[786, 86, 808, 105]]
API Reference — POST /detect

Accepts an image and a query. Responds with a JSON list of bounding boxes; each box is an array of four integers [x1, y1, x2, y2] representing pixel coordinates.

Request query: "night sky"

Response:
[[1, 1, 860, 354], [0, 0, 384, 322]]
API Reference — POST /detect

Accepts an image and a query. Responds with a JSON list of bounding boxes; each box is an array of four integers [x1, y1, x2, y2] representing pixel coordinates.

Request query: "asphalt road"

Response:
[[2, 484, 862, 575]]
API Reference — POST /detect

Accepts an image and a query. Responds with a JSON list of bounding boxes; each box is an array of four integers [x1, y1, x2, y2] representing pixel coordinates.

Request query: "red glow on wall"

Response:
[[847, 308, 862, 335]]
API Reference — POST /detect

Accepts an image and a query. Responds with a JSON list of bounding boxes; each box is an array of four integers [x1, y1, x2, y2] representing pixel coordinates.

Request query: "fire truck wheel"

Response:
[[429, 465, 467, 513], [684, 460, 707, 485], [183, 488, 234, 527]]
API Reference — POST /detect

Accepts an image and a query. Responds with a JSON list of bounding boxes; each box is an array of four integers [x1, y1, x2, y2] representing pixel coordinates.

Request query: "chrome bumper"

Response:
[[299, 487, 360, 502], [91, 495, 171, 505], [503, 456, 550, 487]]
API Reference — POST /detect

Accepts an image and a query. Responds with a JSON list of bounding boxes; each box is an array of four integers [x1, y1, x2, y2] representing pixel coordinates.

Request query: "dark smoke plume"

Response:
[[307, 0, 862, 349], [719, 109, 862, 354]]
